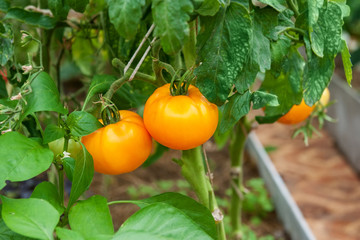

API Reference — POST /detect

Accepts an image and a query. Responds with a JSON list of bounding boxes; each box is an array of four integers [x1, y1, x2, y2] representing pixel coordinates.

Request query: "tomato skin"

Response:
[[48, 138, 82, 157], [318, 87, 330, 107], [81, 110, 152, 175], [143, 84, 218, 150], [277, 99, 315, 125]]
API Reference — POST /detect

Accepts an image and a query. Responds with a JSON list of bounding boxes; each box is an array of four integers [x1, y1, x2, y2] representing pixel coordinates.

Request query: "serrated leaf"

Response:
[[68, 195, 114, 238], [68, 142, 94, 208], [66, 111, 102, 137], [152, 0, 193, 55], [195, 2, 252, 105], [65, 0, 89, 12], [108, 0, 145, 40], [251, 91, 279, 109], [20, 72, 67, 122], [31, 181, 64, 215], [303, 2, 343, 106], [331, 0, 350, 17], [43, 124, 65, 144], [0, 132, 53, 190], [4, 8, 56, 29], [1, 196, 60, 240], [219, 91, 251, 134], [114, 202, 213, 240], [257, 0, 286, 12], [340, 39, 352, 86], [134, 192, 217, 239]]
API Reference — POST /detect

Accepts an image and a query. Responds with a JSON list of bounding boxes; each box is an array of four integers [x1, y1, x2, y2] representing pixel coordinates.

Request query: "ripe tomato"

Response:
[[318, 87, 330, 107], [81, 110, 152, 175], [48, 138, 82, 157], [277, 99, 315, 125], [143, 84, 218, 150]]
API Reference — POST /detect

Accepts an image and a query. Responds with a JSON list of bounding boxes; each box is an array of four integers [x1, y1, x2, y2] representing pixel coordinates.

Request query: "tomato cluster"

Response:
[[82, 84, 218, 175]]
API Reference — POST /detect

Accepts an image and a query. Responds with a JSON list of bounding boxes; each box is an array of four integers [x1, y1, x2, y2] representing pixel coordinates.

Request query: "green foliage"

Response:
[[0, 132, 53, 190], [0, 22, 13, 66], [43, 124, 65, 144], [66, 111, 102, 137], [30, 181, 64, 215], [1, 196, 61, 240], [4, 8, 56, 29]]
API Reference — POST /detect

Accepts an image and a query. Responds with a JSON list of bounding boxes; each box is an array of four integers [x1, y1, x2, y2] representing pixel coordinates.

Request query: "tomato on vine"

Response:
[[143, 83, 218, 150], [82, 110, 152, 175]]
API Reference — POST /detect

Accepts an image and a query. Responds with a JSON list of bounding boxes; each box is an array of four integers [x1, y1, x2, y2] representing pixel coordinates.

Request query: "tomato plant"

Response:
[[143, 83, 218, 150], [82, 110, 152, 175], [0, 0, 353, 240]]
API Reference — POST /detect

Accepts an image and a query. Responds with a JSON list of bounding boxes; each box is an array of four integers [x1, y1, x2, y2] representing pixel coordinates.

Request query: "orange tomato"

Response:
[[82, 110, 152, 175], [143, 84, 218, 150], [277, 99, 315, 125], [318, 87, 330, 107]]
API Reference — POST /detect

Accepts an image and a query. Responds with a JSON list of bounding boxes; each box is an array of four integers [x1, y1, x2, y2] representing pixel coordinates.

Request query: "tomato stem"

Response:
[[181, 147, 226, 240], [229, 117, 251, 239]]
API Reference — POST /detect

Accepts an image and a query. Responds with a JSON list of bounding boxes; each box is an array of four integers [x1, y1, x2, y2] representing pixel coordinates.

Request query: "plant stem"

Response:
[[58, 136, 69, 207], [181, 147, 226, 240], [229, 117, 251, 240], [183, 20, 196, 69]]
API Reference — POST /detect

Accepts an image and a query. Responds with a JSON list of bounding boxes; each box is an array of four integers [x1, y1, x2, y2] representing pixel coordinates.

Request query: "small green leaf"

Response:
[[0, 0, 10, 12], [1, 196, 60, 240], [83, 75, 116, 109], [56, 228, 84, 240], [43, 124, 65, 144], [4, 8, 56, 29], [257, 0, 286, 12], [68, 195, 114, 239], [0, 132, 53, 190], [48, 0, 70, 20], [63, 157, 75, 182], [195, 2, 252, 105], [65, 0, 89, 12], [107, 0, 145, 40], [68, 142, 94, 208], [31, 181, 64, 215], [0, 23, 13, 66], [21, 72, 67, 122], [219, 91, 251, 134], [115, 202, 213, 240], [66, 111, 102, 137], [251, 91, 279, 109], [152, 0, 193, 55], [340, 39, 352, 86]]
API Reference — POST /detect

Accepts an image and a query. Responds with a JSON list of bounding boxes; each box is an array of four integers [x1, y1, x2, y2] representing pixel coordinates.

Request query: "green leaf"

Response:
[[0, 73, 7, 98], [135, 192, 216, 239], [331, 0, 350, 17], [303, 2, 343, 106], [152, 0, 193, 55], [66, 111, 102, 137], [72, 37, 95, 76], [107, 0, 145, 40], [308, 0, 325, 57], [43, 124, 65, 144], [195, 2, 252, 105], [68, 142, 94, 208], [21, 72, 67, 122], [0, 132, 53, 190], [63, 157, 75, 182], [1, 196, 60, 240], [0, 23, 13, 66], [48, 0, 70, 20], [115, 202, 213, 240], [68, 195, 114, 238], [257, 0, 286, 12], [340, 39, 352, 86], [4, 8, 56, 29], [31, 181, 64, 215], [0, 205, 34, 240], [65, 0, 89, 12], [195, 0, 220, 16], [0, 0, 10, 12], [251, 91, 279, 110], [219, 91, 251, 134], [56, 228, 84, 240]]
